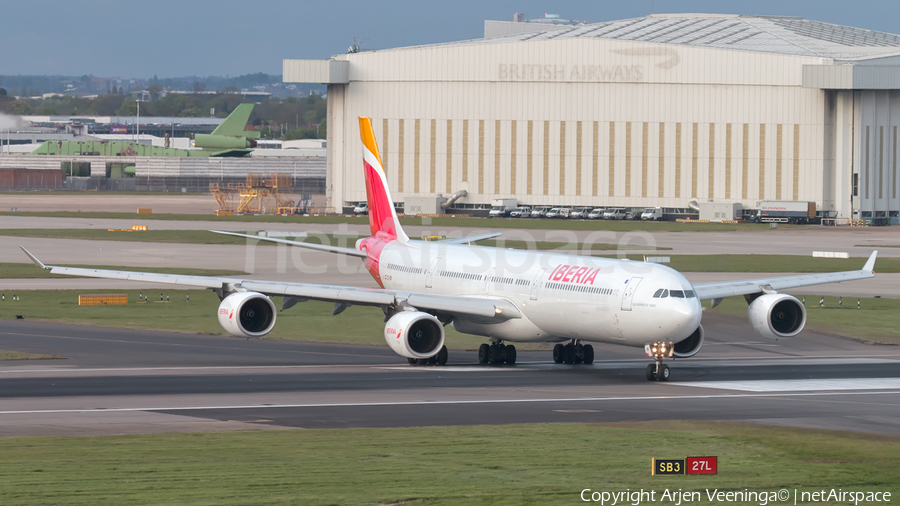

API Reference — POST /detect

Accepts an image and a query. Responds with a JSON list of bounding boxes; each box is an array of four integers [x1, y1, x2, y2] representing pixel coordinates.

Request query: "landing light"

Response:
[[494, 307, 502, 314]]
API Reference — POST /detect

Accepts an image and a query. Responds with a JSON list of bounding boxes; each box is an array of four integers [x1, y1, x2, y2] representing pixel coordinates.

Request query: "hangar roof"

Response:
[[470, 14, 900, 62]]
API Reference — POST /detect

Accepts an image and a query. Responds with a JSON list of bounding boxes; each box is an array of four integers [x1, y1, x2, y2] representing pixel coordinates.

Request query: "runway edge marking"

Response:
[[2, 390, 900, 416]]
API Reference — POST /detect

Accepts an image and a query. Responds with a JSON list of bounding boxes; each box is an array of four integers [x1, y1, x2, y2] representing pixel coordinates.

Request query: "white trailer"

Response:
[[699, 202, 741, 222], [753, 201, 816, 224]]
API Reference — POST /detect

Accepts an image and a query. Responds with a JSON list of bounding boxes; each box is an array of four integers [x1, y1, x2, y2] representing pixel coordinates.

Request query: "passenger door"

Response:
[[530, 268, 546, 301], [620, 276, 642, 311], [425, 257, 440, 289]]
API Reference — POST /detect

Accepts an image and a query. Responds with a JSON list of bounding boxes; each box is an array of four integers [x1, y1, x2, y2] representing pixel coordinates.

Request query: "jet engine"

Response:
[[747, 293, 806, 340], [673, 325, 704, 358], [217, 292, 277, 338], [384, 311, 445, 359]]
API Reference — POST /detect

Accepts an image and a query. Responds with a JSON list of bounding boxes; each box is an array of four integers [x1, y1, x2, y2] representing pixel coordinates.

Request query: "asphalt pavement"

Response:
[[0, 314, 897, 437]]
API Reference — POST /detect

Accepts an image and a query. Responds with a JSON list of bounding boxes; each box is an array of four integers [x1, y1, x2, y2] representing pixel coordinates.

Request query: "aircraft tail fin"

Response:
[[359, 117, 408, 244], [211, 103, 255, 137]]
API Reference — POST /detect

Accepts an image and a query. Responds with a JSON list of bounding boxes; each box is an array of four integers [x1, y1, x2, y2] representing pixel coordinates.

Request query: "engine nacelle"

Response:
[[384, 311, 445, 359], [673, 325, 704, 358], [217, 292, 277, 338], [748, 293, 806, 340]]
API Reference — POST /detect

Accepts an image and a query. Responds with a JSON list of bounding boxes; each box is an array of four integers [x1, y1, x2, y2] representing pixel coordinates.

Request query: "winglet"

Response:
[[20, 246, 48, 270], [863, 250, 878, 273]]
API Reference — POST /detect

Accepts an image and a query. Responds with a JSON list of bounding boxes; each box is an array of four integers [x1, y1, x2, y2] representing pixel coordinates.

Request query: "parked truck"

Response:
[[752, 201, 817, 224], [488, 198, 518, 217]]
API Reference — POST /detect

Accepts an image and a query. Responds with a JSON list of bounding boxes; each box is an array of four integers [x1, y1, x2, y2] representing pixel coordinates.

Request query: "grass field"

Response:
[[0, 421, 896, 505], [0, 228, 667, 252], [709, 295, 900, 345], [0, 191, 205, 196], [0, 229, 262, 245], [0, 350, 63, 360], [2, 289, 897, 346], [0, 210, 799, 232], [3, 228, 885, 272], [0, 263, 245, 279]]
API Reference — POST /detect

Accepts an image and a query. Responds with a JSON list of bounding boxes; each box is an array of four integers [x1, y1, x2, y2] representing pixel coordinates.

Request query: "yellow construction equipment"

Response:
[[210, 173, 294, 215]]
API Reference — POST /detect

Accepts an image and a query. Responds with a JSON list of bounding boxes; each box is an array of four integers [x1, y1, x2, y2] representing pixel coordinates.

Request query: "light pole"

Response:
[[136, 100, 140, 140]]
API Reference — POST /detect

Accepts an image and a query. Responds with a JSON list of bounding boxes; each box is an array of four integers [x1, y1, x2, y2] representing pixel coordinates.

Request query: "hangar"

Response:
[[285, 13, 900, 219]]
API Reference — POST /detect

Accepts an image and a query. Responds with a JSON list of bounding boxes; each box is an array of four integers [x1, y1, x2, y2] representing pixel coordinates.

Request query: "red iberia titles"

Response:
[[548, 264, 600, 284]]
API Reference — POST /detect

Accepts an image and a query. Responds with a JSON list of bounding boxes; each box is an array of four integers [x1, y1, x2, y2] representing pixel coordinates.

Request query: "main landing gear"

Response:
[[406, 345, 449, 366], [478, 342, 517, 365], [552, 340, 594, 365], [644, 341, 673, 381]]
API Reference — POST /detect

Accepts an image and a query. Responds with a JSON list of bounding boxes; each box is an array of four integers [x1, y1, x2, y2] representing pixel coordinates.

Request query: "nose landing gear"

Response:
[[552, 340, 594, 365], [644, 341, 673, 381]]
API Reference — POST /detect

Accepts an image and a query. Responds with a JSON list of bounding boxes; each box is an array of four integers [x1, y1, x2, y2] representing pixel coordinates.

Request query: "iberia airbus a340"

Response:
[[21, 117, 878, 381]]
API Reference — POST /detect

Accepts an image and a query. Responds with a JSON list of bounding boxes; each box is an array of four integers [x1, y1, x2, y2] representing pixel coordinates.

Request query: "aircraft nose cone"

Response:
[[673, 299, 702, 331]]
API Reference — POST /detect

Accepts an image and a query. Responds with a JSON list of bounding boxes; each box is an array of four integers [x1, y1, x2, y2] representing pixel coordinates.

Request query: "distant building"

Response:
[[89, 77, 108, 93]]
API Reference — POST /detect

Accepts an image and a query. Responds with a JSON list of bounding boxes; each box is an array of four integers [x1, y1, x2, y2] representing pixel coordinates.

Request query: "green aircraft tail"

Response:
[[211, 103, 258, 138]]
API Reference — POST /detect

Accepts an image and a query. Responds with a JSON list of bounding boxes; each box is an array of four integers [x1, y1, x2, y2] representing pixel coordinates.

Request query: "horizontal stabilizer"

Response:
[[435, 232, 501, 245], [209, 230, 367, 258]]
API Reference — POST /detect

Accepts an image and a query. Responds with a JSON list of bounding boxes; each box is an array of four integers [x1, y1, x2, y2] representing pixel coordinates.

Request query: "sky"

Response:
[[2, 0, 900, 77]]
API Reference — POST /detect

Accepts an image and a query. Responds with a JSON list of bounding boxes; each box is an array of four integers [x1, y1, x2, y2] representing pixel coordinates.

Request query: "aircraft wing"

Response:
[[19, 246, 519, 321], [691, 251, 877, 300]]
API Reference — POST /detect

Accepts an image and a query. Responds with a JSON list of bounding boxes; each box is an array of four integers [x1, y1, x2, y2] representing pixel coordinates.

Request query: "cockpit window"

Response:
[[685, 290, 696, 298], [653, 289, 664, 298], [670, 290, 685, 298]]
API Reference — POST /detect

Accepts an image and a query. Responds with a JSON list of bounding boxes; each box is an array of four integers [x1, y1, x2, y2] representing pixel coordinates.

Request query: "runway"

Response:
[[0, 314, 898, 437]]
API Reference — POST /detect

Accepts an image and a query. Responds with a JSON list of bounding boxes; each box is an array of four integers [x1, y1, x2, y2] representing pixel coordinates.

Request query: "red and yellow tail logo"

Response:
[[359, 117, 409, 244]]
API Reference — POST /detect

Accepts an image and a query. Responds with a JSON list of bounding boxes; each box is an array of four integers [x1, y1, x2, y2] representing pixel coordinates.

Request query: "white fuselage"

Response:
[[374, 240, 702, 348]]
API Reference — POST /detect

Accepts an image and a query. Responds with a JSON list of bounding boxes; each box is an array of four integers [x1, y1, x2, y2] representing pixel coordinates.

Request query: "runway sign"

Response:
[[652, 458, 685, 475], [686, 456, 717, 475], [653, 457, 717, 476]]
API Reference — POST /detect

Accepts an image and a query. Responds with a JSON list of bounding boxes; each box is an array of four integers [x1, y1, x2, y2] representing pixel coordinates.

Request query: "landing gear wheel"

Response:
[[552, 344, 565, 364], [436, 345, 448, 365], [488, 345, 502, 364], [659, 364, 670, 382], [564, 343, 576, 364], [478, 344, 490, 364], [408, 357, 418, 366], [427, 355, 438, 365], [646, 364, 657, 381], [505, 345, 517, 365], [582, 345, 594, 365], [574, 345, 584, 364]]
